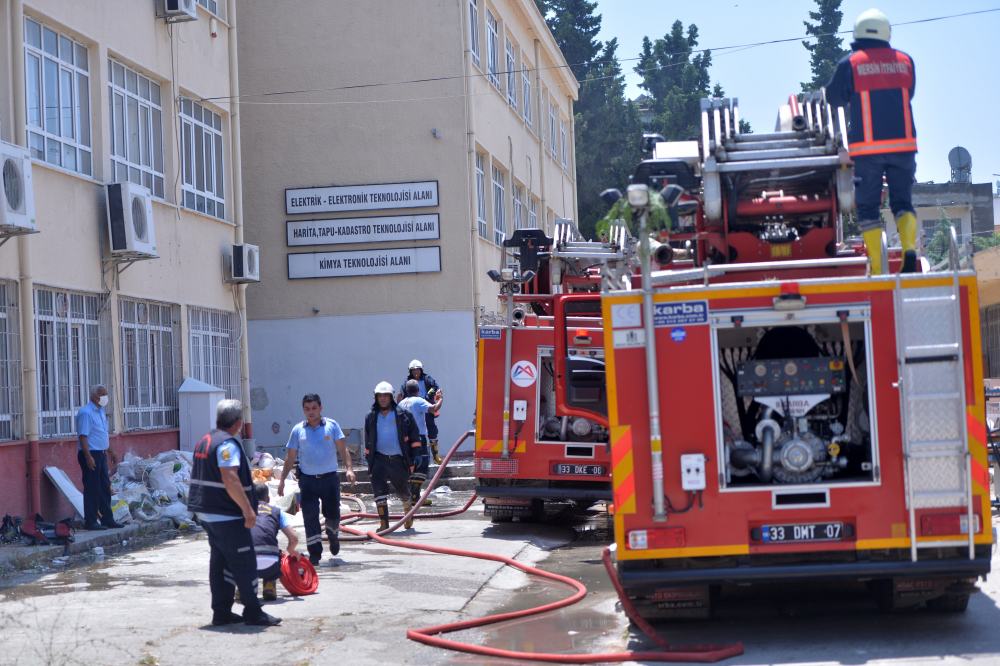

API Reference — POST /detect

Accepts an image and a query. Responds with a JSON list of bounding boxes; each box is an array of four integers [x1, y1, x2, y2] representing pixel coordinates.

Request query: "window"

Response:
[[529, 197, 537, 229], [189, 306, 241, 400], [35, 288, 112, 438], [513, 185, 524, 231], [0, 281, 22, 442], [486, 10, 499, 89], [522, 67, 532, 128], [491, 164, 506, 245], [476, 152, 488, 240], [119, 298, 181, 431], [549, 102, 556, 154], [180, 99, 225, 219], [561, 118, 567, 168], [109, 60, 165, 198], [505, 39, 516, 109], [469, 0, 480, 68], [24, 18, 92, 176], [195, 0, 224, 17]]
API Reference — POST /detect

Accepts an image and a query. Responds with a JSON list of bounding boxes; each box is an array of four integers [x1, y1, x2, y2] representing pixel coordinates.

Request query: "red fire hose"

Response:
[[279, 553, 318, 596], [334, 431, 744, 663]]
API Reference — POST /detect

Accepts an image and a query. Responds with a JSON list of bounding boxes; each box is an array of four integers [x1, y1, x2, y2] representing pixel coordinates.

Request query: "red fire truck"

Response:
[[478, 93, 992, 615]]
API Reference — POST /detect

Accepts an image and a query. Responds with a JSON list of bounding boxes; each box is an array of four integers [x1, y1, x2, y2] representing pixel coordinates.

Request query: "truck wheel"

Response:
[[530, 499, 545, 521], [871, 579, 897, 612], [927, 593, 970, 613]]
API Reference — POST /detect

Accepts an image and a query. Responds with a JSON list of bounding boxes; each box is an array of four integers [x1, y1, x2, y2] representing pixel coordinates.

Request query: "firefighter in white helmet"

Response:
[[397, 360, 444, 464], [365, 381, 421, 531], [827, 9, 919, 274]]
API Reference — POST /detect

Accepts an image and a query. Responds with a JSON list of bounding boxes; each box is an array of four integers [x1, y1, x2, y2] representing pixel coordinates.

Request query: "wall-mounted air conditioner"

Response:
[[226, 244, 260, 283], [155, 0, 198, 22], [106, 182, 157, 257], [0, 140, 35, 234]]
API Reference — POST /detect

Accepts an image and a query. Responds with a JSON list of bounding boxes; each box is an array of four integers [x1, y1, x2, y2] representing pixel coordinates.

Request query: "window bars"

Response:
[[35, 287, 113, 438], [119, 298, 181, 431], [188, 306, 241, 401], [0, 281, 22, 442], [981, 302, 1000, 379]]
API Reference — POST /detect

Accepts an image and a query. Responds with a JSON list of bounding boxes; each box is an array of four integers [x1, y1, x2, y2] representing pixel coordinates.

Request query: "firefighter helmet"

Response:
[[409, 359, 423, 370], [374, 381, 394, 395], [854, 9, 890, 42]]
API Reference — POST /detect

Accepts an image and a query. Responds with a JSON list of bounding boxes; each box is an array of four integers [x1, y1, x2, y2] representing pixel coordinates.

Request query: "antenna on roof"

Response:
[[948, 146, 972, 183]]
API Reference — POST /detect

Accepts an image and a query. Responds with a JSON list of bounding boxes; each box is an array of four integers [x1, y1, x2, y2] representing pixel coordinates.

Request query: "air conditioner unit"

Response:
[[226, 244, 260, 283], [0, 140, 35, 234], [155, 0, 198, 22], [106, 182, 157, 257]]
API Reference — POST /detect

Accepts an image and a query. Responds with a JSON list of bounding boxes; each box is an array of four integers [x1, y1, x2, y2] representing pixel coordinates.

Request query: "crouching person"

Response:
[[251, 482, 300, 601]]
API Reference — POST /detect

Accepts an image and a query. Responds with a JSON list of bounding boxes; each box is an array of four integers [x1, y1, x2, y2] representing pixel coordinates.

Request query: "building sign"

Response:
[[286, 214, 439, 247], [287, 246, 441, 279], [286, 181, 439, 215]]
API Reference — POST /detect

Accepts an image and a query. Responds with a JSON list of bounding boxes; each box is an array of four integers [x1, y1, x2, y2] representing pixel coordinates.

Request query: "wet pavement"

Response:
[[3, 494, 1000, 665]]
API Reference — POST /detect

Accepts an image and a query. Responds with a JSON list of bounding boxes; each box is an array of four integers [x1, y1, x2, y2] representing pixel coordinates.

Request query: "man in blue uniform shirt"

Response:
[[277, 393, 355, 566], [398, 379, 443, 508], [76, 385, 122, 531]]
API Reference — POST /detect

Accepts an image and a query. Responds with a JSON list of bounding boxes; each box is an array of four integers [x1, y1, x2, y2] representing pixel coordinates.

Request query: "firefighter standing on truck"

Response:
[[366, 382, 421, 531], [826, 8, 919, 275], [277, 393, 355, 566], [399, 379, 444, 508], [398, 360, 444, 464]]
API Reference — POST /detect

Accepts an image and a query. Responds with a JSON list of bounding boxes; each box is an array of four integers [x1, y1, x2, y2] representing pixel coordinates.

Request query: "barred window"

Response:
[[476, 152, 488, 240], [189, 306, 241, 400], [491, 164, 506, 245], [522, 67, 532, 128], [180, 99, 225, 220], [119, 298, 181, 431], [513, 185, 524, 231], [24, 18, 92, 175], [505, 39, 516, 109], [35, 288, 113, 438], [468, 0, 480, 69], [108, 60, 165, 198], [0, 281, 22, 442], [486, 10, 499, 89]]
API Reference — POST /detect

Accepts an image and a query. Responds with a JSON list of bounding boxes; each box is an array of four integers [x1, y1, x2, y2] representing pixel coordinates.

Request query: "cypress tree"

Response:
[[801, 0, 849, 92]]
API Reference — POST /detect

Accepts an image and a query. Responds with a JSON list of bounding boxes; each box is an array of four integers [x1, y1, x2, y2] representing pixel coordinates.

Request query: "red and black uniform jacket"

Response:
[[826, 39, 916, 157]]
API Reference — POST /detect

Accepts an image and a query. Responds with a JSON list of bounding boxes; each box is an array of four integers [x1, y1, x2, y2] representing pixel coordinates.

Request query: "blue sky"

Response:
[[595, 1, 1000, 188]]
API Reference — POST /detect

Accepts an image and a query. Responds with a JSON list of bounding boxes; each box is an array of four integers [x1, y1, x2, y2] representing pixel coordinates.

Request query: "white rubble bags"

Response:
[[111, 450, 195, 528], [110, 448, 295, 528]]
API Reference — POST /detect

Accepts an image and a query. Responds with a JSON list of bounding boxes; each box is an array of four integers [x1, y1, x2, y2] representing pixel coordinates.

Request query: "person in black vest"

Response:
[[187, 399, 280, 627], [250, 482, 299, 601]]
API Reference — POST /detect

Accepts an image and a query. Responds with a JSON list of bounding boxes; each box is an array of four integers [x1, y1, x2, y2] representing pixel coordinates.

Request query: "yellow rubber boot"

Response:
[[430, 440, 443, 465], [376, 502, 390, 532], [862, 227, 883, 275], [262, 580, 277, 601], [403, 501, 414, 529], [896, 212, 918, 273]]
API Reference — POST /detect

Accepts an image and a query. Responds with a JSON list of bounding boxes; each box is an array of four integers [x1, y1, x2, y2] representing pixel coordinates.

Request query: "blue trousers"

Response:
[[853, 152, 917, 231], [77, 450, 113, 525], [298, 473, 341, 560], [203, 519, 264, 621]]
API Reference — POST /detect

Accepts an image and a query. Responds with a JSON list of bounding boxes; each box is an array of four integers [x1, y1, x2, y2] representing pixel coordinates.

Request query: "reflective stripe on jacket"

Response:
[[826, 40, 916, 157]]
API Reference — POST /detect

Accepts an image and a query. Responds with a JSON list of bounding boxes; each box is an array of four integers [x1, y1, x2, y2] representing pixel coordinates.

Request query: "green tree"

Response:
[[801, 0, 849, 92], [973, 232, 1000, 251], [925, 209, 956, 265], [635, 22, 715, 142], [540, 0, 602, 81]]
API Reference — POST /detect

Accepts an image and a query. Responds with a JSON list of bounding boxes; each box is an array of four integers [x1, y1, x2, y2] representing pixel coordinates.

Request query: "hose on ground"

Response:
[[334, 429, 744, 662], [278, 553, 318, 596]]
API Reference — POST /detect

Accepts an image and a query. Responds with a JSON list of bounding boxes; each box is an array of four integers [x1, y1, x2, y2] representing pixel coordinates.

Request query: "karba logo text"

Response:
[[655, 302, 706, 316]]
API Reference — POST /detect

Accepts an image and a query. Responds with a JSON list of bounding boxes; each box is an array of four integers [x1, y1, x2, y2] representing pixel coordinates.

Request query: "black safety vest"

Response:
[[251, 503, 281, 557], [186, 429, 256, 517]]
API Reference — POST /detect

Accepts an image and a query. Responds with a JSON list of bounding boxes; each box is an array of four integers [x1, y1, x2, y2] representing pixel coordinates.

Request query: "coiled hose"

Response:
[[334, 430, 743, 663], [279, 553, 318, 596]]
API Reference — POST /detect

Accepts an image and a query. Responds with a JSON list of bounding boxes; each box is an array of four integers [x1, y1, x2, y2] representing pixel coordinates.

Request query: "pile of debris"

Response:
[[111, 450, 196, 528]]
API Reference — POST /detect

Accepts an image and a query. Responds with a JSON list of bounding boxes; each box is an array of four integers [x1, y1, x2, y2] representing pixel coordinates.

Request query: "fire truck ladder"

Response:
[[895, 227, 975, 561]]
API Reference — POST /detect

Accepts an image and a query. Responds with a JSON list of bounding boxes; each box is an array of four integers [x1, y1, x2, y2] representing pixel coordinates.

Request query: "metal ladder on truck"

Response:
[[895, 227, 976, 561]]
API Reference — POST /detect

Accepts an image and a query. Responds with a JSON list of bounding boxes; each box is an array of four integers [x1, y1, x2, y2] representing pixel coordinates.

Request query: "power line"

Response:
[[196, 7, 1000, 104]]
